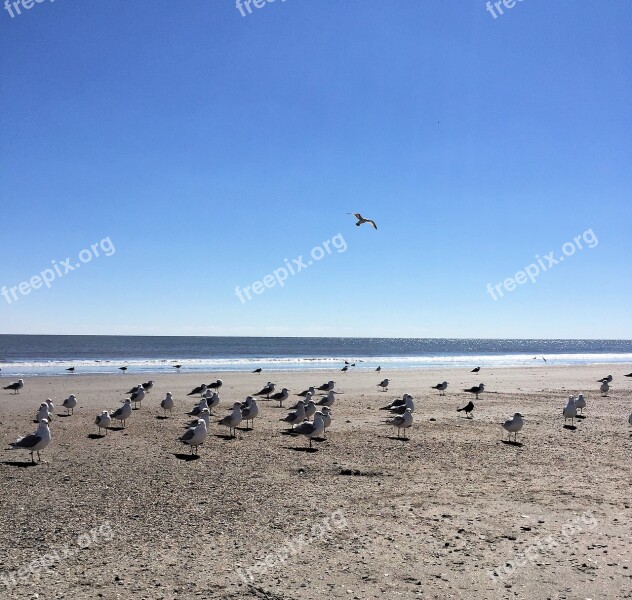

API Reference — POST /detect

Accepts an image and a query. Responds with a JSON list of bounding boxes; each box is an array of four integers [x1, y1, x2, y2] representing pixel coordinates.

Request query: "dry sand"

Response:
[[1, 364, 631, 600]]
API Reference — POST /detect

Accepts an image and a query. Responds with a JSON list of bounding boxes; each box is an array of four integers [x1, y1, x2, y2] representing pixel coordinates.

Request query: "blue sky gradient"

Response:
[[1, 1, 630, 337]]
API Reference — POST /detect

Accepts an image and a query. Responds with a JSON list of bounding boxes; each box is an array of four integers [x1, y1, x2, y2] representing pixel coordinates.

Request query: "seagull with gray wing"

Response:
[[348, 212, 377, 229]]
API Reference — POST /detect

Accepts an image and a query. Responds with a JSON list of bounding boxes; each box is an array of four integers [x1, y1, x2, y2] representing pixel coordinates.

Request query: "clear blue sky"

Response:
[[1, 1, 630, 337]]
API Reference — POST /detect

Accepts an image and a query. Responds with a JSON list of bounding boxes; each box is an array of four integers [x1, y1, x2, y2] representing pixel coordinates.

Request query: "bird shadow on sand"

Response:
[[576, 415, 587, 420], [155, 415, 169, 421], [563, 424, 578, 431], [501, 440, 524, 447], [2, 460, 38, 468], [109, 426, 125, 432], [387, 436, 410, 442], [87, 433, 106, 440], [280, 430, 299, 436], [173, 453, 201, 462], [284, 446, 319, 453], [58, 414, 72, 418], [215, 434, 237, 441]]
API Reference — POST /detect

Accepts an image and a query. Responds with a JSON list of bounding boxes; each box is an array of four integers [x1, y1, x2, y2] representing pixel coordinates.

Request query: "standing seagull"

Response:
[[142, 380, 154, 392], [66, 367, 75, 373], [3, 379, 24, 394], [118, 366, 128, 373], [190, 398, 209, 416], [574, 393, 586, 415], [471, 367, 481, 373], [432, 381, 448, 396], [269, 388, 289, 407], [252, 368, 262, 373], [218, 402, 243, 437], [316, 391, 336, 407], [45, 398, 55, 414], [62, 394, 77, 415], [297, 387, 315, 398], [386, 408, 413, 439], [111, 399, 132, 428], [457, 401, 474, 417], [292, 412, 325, 448], [377, 378, 390, 392], [179, 419, 208, 455], [600, 381, 610, 396], [241, 398, 259, 429], [9, 418, 51, 463], [204, 391, 220, 413], [188, 384, 207, 397], [502, 412, 524, 442], [173, 364, 182, 370], [95, 411, 111, 435], [563, 396, 577, 426], [597, 375, 613, 383], [35, 403, 53, 423], [130, 386, 145, 409], [348, 212, 378, 230], [280, 401, 306, 430], [321, 406, 332, 435], [375, 366, 381, 372], [160, 392, 174, 416], [207, 379, 223, 393], [463, 383, 485, 399], [256, 382, 275, 399], [317, 380, 335, 392]]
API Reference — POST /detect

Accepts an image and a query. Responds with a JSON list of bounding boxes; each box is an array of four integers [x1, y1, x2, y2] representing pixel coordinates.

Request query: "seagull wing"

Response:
[[11, 434, 41, 449]]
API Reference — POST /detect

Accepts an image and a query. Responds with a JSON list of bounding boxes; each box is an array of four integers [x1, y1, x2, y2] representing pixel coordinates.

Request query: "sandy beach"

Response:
[[1, 364, 631, 599]]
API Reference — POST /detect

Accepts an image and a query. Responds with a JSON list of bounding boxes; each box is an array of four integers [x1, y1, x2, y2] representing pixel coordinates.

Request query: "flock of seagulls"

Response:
[[4, 369, 632, 462]]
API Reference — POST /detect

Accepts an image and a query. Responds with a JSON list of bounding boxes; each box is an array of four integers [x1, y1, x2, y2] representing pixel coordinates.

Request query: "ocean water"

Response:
[[0, 335, 631, 377]]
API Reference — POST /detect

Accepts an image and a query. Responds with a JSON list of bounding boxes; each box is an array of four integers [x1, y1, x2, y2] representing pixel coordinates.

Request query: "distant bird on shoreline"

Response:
[[173, 364, 182, 370], [597, 375, 613, 383], [252, 368, 262, 373], [118, 366, 128, 372], [457, 401, 474, 417], [463, 383, 485, 399], [66, 367, 75, 373], [3, 379, 24, 394], [375, 366, 381, 372], [471, 367, 481, 373], [432, 381, 448, 396], [348, 212, 377, 230]]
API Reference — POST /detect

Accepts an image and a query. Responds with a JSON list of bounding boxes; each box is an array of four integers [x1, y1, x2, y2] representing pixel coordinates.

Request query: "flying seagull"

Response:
[[348, 212, 377, 229], [463, 383, 485, 399], [3, 379, 24, 394], [9, 419, 51, 463], [457, 401, 474, 417]]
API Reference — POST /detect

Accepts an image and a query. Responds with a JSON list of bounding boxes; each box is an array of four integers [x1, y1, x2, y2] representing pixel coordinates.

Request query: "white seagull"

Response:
[[280, 401, 306, 430], [62, 394, 77, 415], [130, 386, 145, 409], [321, 406, 332, 436], [160, 392, 174, 416], [95, 411, 111, 435], [316, 391, 336, 407], [36, 403, 53, 423], [205, 391, 220, 412], [45, 398, 55, 414], [190, 398, 209, 416], [563, 396, 577, 426], [348, 212, 377, 230], [241, 398, 259, 429], [188, 407, 210, 428], [463, 383, 485, 399], [386, 408, 413, 438], [292, 412, 325, 448], [218, 402, 243, 437], [111, 399, 132, 428], [574, 393, 586, 415], [179, 419, 208, 455], [503, 412, 524, 442], [269, 388, 289, 407], [9, 418, 51, 463], [431, 381, 448, 396]]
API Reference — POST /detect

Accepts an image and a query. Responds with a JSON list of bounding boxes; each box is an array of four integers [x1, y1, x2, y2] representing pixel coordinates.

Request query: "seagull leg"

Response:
[[30, 451, 35, 464]]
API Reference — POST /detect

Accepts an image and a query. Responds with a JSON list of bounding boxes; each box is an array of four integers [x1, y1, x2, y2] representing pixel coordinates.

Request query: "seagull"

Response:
[[256, 382, 275, 399], [204, 391, 220, 412], [190, 398, 209, 416], [188, 384, 207, 397], [457, 401, 474, 417], [471, 367, 481, 373], [95, 411, 111, 435], [463, 383, 485, 399], [290, 393, 312, 410], [321, 406, 332, 435], [126, 384, 143, 395], [600, 381, 609, 396], [9, 418, 51, 463], [179, 419, 208, 455], [377, 378, 390, 392], [280, 401, 306, 430], [173, 364, 182, 370], [625, 373, 632, 378], [218, 402, 243, 437], [130, 386, 145, 409], [3, 379, 24, 394], [252, 368, 262, 373], [375, 366, 381, 372], [62, 394, 77, 415], [45, 398, 54, 414], [207, 379, 223, 392], [160, 392, 174, 416], [111, 399, 132, 428], [389, 395, 414, 415], [574, 393, 586, 414], [386, 408, 413, 439], [348, 212, 377, 230], [317, 380, 335, 392], [304, 399, 317, 419], [187, 407, 210, 428], [269, 388, 289, 407], [563, 396, 577, 426], [316, 391, 336, 407], [142, 380, 154, 392], [341, 366, 348, 372], [380, 394, 413, 411], [597, 375, 613, 383], [502, 412, 524, 442], [66, 367, 75, 373], [297, 387, 315, 397], [432, 381, 448, 396], [118, 366, 128, 372], [35, 403, 53, 423], [292, 412, 325, 448], [241, 398, 259, 429]]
